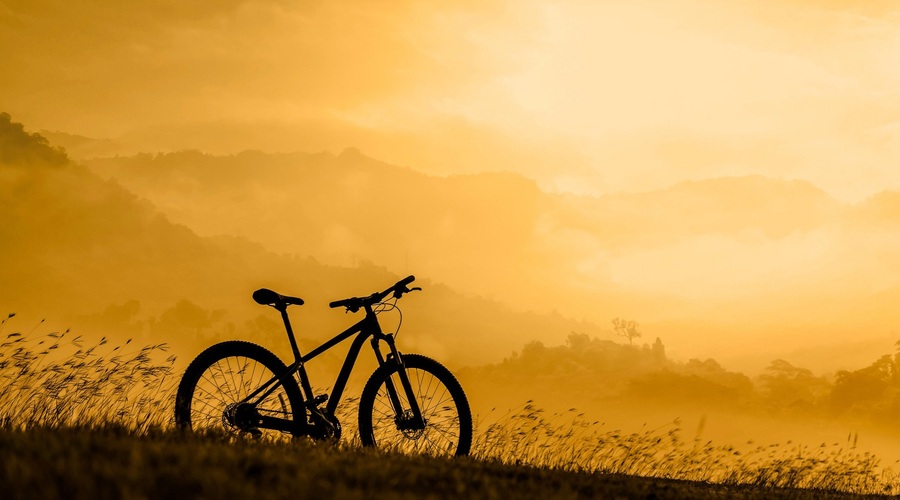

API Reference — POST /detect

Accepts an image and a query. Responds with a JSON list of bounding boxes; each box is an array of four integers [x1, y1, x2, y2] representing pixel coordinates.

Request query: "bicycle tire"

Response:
[[358, 354, 472, 456], [174, 340, 305, 439]]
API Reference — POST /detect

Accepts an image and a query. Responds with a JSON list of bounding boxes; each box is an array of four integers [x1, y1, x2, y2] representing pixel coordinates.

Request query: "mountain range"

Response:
[[0, 113, 602, 368], [12, 116, 900, 373]]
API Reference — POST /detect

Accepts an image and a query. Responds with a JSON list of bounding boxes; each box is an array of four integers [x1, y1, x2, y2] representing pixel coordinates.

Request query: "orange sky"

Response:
[[3, 0, 899, 200]]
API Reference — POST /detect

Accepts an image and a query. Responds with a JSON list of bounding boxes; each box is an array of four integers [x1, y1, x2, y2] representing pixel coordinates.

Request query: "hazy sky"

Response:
[[2, 0, 899, 201]]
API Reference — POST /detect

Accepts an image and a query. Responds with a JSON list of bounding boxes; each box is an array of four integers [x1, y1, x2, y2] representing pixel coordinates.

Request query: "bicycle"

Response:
[[174, 275, 473, 456]]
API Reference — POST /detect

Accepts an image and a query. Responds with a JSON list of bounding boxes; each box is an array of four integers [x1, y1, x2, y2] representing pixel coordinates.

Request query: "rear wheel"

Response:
[[358, 354, 472, 456], [174, 341, 305, 440]]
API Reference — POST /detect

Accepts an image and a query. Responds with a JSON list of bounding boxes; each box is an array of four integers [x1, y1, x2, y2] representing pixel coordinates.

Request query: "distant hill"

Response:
[[86, 148, 546, 317], [38, 130, 131, 160], [83, 148, 851, 320], [22, 114, 900, 373], [83, 147, 891, 323], [0, 112, 603, 368], [551, 175, 841, 252], [846, 190, 900, 229]]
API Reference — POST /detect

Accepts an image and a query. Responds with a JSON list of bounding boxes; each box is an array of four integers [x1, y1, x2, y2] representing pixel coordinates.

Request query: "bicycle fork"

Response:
[[372, 335, 426, 430]]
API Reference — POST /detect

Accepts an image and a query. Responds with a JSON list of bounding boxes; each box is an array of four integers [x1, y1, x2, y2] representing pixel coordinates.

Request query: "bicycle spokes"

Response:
[[188, 353, 296, 439], [369, 366, 462, 455]]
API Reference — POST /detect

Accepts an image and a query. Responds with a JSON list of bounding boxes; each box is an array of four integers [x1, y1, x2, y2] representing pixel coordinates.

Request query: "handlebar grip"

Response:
[[330, 297, 360, 310], [332, 276, 416, 310]]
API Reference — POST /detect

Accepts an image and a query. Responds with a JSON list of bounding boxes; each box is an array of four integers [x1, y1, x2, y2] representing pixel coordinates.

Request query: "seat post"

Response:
[[278, 306, 302, 362]]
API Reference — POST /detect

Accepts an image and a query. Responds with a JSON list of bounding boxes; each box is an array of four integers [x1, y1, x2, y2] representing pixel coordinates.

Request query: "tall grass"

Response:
[[471, 402, 899, 494], [0, 313, 176, 431], [1, 313, 897, 495]]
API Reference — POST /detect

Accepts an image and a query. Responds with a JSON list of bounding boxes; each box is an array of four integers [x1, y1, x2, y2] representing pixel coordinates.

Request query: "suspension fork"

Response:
[[371, 334, 426, 428]]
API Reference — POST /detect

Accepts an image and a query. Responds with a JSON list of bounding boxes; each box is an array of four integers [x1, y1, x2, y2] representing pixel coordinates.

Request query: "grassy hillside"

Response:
[[0, 425, 890, 500], [2, 326, 898, 497]]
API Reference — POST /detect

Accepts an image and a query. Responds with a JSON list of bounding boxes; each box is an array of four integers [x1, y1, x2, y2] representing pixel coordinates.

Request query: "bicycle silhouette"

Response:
[[174, 275, 473, 456]]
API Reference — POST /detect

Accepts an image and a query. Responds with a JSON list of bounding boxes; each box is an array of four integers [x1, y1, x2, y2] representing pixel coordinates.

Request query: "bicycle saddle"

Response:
[[253, 288, 304, 309]]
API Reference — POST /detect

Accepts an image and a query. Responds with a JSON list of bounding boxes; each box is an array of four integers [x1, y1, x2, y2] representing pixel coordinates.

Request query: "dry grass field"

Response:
[[1, 425, 892, 500], [1, 319, 898, 499]]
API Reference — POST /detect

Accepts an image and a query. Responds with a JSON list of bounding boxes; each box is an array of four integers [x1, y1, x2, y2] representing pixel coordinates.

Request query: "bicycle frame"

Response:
[[239, 302, 423, 431]]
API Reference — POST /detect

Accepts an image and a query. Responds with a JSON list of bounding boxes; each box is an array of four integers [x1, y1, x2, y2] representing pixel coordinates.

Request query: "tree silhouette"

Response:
[[758, 359, 829, 413], [612, 317, 642, 345]]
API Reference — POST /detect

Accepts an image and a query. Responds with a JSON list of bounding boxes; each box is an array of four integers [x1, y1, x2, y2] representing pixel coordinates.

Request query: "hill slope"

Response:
[[0, 112, 601, 368], [81, 141, 900, 371], [0, 426, 885, 500]]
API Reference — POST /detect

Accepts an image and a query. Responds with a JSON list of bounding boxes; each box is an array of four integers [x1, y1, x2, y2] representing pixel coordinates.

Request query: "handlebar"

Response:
[[329, 275, 420, 312]]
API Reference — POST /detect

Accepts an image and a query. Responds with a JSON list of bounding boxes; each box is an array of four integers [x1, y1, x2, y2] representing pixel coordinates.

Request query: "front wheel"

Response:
[[358, 354, 472, 456]]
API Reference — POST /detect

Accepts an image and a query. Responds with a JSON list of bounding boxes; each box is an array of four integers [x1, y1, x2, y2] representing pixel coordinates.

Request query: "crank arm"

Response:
[[255, 415, 302, 434]]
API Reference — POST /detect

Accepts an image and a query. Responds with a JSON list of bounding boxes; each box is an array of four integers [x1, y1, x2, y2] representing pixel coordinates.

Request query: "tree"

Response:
[[831, 355, 896, 412], [612, 317, 642, 345], [651, 337, 666, 364], [157, 299, 216, 336], [758, 359, 829, 412], [566, 331, 590, 350]]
